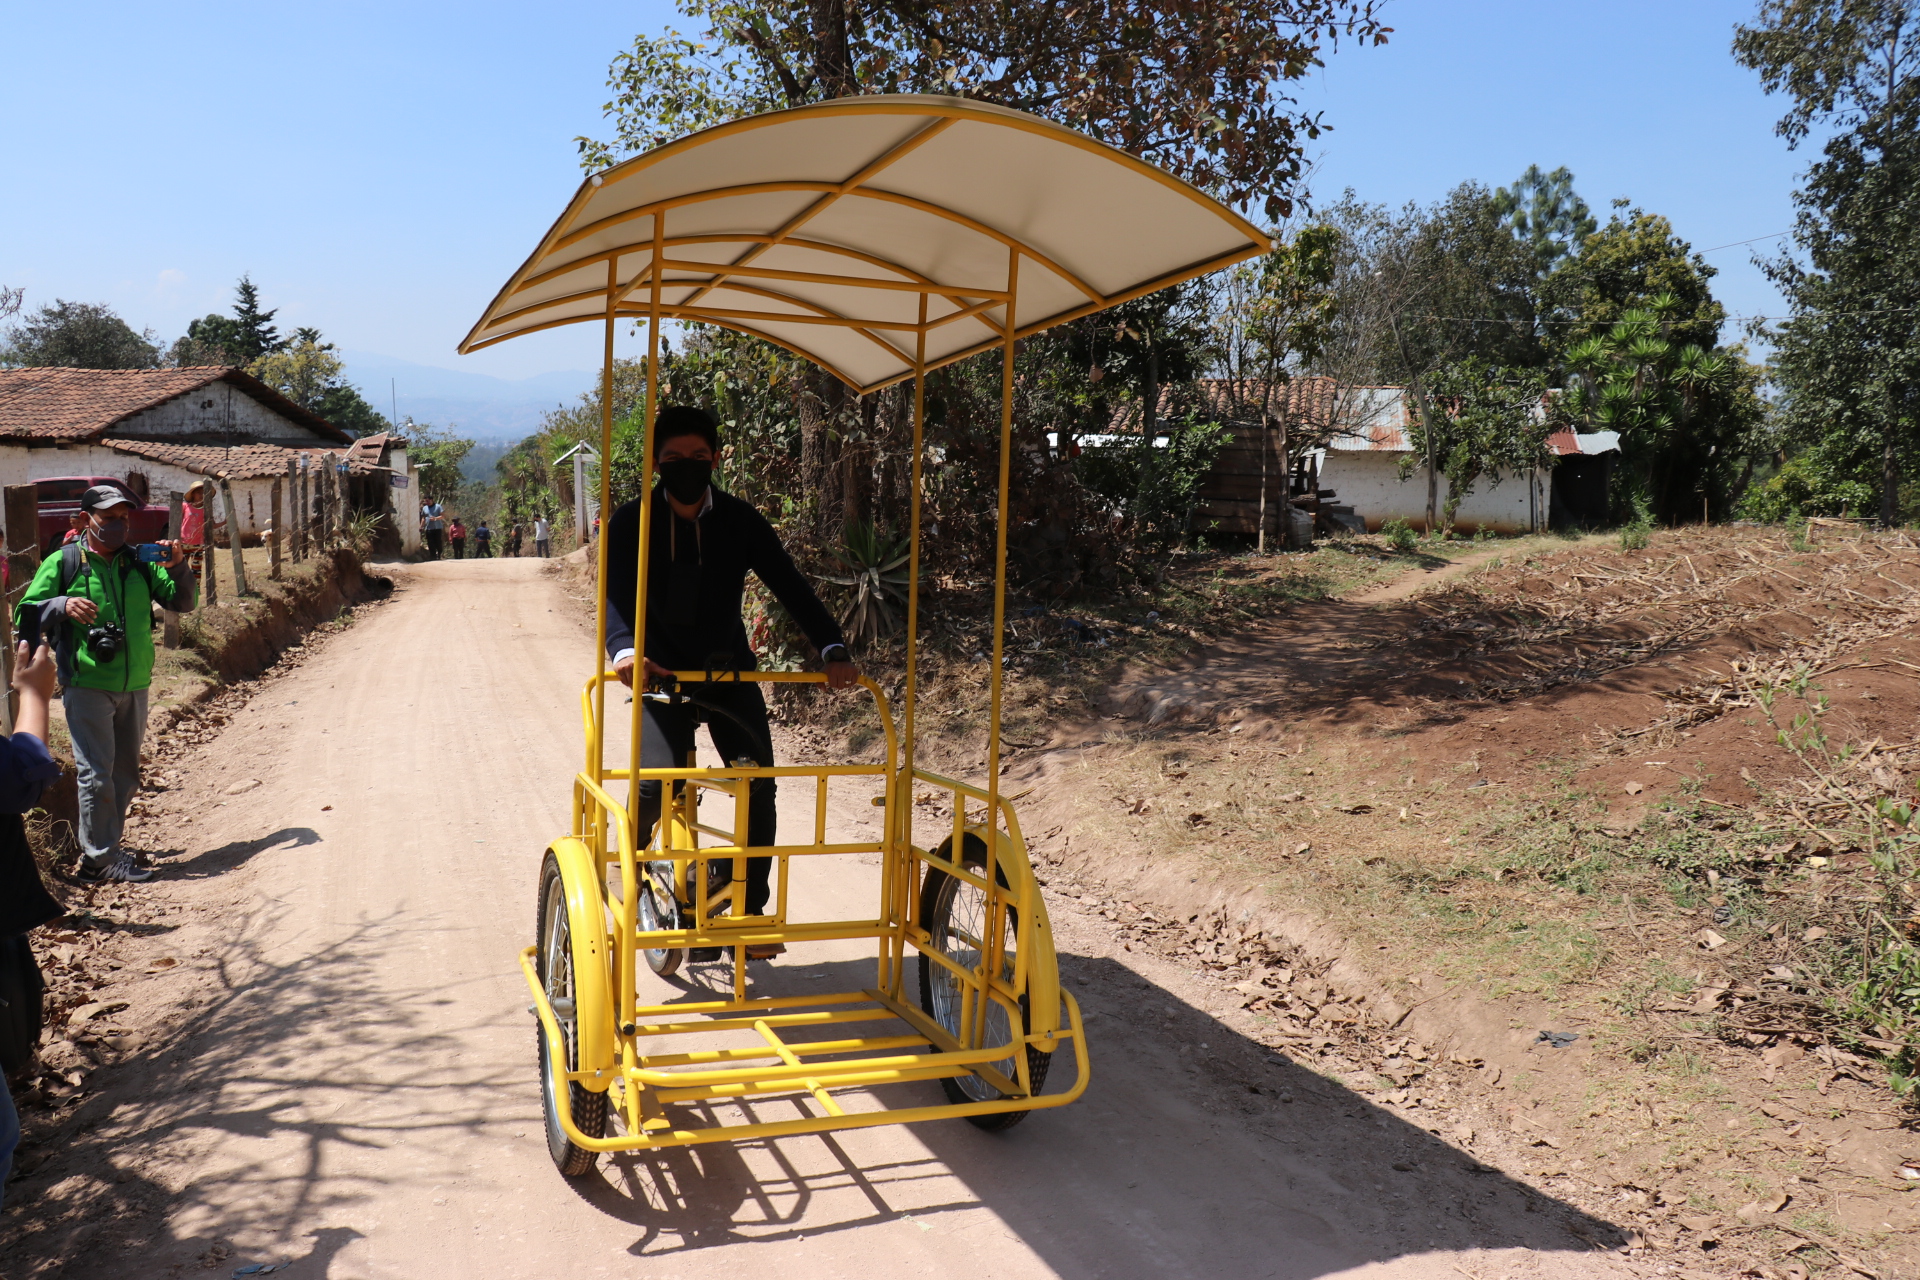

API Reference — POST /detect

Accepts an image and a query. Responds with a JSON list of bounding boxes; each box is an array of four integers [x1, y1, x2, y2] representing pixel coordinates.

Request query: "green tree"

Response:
[[1545, 205, 1726, 353], [250, 335, 345, 411], [1735, 0, 1920, 525], [580, 0, 1393, 219], [247, 329, 390, 438], [1406, 357, 1551, 533], [171, 274, 286, 366], [402, 421, 478, 507], [2, 299, 162, 369], [1494, 164, 1597, 276]]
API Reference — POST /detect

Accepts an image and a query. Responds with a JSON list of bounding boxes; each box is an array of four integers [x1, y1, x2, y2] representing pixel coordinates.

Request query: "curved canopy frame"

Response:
[[460, 94, 1269, 393]]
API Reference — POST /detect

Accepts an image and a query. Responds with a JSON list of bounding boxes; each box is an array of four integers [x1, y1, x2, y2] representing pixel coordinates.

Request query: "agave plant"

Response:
[[821, 522, 913, 648]]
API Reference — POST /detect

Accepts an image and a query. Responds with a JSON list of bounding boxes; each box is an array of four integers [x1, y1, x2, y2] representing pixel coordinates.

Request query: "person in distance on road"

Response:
[[532, 515, 551, 558], [604, 405, 859, 961], [507, 523, 524, 557], [421, 500, 446, 560], [449, 518, 467, 560], [16, 486, 195, 884], [474, 520, 493, 558]]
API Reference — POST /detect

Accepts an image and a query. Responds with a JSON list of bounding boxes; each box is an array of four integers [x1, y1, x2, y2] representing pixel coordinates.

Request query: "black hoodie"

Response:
[[603, 485, 846, 671]]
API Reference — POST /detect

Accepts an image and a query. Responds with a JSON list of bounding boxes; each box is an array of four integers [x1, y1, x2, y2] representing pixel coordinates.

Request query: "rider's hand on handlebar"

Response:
[[825, 659, 860, 691], [613, 654, 675, 687]]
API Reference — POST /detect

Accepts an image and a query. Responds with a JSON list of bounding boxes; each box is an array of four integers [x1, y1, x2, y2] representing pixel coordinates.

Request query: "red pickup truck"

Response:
[[35, 476, 173, 555]]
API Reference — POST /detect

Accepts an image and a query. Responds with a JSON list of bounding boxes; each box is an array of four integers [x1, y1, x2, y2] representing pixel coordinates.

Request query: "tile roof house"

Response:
[[0, 367, 416, 549]]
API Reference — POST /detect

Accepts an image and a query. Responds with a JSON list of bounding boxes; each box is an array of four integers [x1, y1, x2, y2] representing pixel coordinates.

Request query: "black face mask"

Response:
[[91, 516, 130, 549], [657, 458, 713, 504]]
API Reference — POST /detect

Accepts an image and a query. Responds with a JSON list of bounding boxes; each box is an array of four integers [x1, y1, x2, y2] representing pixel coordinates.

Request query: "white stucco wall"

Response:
[[1319, 451, 1547, 534], [388, 446, 421, 554], [116, 383, 337, 446]]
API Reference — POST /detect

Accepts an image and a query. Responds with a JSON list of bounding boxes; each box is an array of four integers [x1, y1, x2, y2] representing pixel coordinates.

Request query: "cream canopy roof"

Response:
[[461, 95, 1271, 392]]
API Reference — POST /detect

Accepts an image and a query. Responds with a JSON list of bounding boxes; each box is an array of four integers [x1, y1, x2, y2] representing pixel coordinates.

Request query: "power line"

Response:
[[1696, 230, 1793, 254], [1396, 305, 1920, 326]]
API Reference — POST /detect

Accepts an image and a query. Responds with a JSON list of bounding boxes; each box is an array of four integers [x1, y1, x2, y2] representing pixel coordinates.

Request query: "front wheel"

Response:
[[536, 852, 607, 1175], [918, 834, 1052, 1131]]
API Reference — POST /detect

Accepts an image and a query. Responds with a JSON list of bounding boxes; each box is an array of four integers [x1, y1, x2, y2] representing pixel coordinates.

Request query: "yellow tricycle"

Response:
[[459, 93, 1269, 1170]]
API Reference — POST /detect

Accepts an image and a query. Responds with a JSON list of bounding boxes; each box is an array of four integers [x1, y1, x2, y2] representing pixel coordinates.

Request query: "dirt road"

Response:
[[13, 558, 1632, 1279]]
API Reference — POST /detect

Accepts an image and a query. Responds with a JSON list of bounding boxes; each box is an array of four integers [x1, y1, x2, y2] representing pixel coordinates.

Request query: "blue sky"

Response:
[[2, 0, 1802, 418]]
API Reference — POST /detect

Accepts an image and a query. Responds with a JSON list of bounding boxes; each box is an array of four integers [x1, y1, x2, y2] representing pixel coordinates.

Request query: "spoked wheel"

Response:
[[536, 852, 608, 1175], [637, 859, 686, 977], [918, 833, 1052, 1131]]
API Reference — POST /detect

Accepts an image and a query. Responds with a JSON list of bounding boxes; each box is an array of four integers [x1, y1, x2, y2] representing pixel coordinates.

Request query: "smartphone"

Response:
[[136, 543, 169, 563]]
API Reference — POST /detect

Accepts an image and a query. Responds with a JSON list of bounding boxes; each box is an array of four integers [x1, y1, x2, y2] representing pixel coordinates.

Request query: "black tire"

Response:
[[637, 860, 686, 977], [918, 833, 1052, 1131], [536, 852, 608, 1175]]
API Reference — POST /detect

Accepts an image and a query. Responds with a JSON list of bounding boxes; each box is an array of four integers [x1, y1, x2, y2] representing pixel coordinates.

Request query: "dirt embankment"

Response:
[[176, 549, 392, 687], [985, 525, 1920, 1278]]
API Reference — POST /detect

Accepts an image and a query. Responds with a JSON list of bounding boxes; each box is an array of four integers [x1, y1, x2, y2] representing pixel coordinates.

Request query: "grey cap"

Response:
[[79, 484, 134, 513]]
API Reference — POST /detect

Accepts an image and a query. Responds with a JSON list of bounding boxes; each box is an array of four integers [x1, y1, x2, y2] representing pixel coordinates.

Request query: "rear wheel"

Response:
[[536, 852, 607, 1175], [918, 834, 1052, 1131]]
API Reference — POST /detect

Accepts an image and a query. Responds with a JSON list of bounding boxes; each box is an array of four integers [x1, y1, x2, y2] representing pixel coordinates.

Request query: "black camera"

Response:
[[85, 623, 126, 661]]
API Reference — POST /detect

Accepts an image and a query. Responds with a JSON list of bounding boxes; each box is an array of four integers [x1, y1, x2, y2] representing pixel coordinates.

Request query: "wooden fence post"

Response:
[[220, 476, 247, 596], [287, 457, 301, 563], [270, 479, 283, 581], [316, 461, 330, 551], [200, 489, 218, 610], [1, 484, 41, 734], [163, 493, 183, 648], [325, 460, 340, 548]]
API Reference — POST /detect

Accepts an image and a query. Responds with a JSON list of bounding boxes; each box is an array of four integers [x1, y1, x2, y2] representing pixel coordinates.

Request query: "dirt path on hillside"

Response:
[[1349, 544, 1509, 603], [4, 558, 1629, 1280]]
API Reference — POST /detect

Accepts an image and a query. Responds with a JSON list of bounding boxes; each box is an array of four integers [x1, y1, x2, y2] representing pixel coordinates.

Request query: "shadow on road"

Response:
[[161, 827, 322, 880], [565, 953, 1623, 1277]]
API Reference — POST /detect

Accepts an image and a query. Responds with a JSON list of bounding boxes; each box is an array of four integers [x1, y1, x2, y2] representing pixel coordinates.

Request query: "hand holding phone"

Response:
[[136, 543, 169, 563]]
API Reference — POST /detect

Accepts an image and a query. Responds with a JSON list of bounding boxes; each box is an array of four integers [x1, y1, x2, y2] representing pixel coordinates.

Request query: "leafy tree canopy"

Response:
[[400, 421, 478, 507], [2, 299, 162, 369], [247, 329, 390, 439], [1736, 0, 1920, 524], [1734, 0, 1919, 146], [1546, 206, 1725, 353], [579, 0, 1392, 218]]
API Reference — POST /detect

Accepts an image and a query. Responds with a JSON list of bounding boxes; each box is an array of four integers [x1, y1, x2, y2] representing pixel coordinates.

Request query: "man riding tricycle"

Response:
[[460, 92, 1269, 1171]]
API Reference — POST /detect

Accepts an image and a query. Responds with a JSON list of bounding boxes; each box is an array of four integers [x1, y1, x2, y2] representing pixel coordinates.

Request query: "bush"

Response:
[[1619, 493, 1653, 550], [1380, 517, 1418, 552], [1738, 453, 1875, 523]]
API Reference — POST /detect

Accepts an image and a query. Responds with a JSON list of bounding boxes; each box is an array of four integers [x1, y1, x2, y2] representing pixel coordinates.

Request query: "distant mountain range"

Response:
[[340, 350, 594, 442]]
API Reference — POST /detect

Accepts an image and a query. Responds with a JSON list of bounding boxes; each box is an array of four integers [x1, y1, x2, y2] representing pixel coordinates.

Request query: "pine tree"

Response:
[[229, 274, 284, 363]]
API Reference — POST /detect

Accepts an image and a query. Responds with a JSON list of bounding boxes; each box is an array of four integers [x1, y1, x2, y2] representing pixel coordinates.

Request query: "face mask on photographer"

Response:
[[90, 514, 130, 550], [657, 457, 713, 505]]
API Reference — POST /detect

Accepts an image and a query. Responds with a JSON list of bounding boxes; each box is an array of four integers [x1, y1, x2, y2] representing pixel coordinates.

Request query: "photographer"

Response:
[[15, 486, 194, 885]]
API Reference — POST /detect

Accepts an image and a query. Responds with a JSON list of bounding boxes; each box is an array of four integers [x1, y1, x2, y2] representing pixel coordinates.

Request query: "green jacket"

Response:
[[16, 544, 194, 692]]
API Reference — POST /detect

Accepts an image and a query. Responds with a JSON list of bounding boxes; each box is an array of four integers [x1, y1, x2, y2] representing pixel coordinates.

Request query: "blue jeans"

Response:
[[0, 1069, 18, 1211], [63, 687, 148, 870]]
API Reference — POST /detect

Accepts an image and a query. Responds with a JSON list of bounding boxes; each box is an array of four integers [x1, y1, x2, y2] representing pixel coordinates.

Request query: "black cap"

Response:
[[79, 485, 135, 513]]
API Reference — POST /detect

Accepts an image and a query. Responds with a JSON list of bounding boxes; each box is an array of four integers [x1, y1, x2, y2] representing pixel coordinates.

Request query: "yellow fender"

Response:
[[548, 837, 616, 1089], [962, 825, 1063, 1052]]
